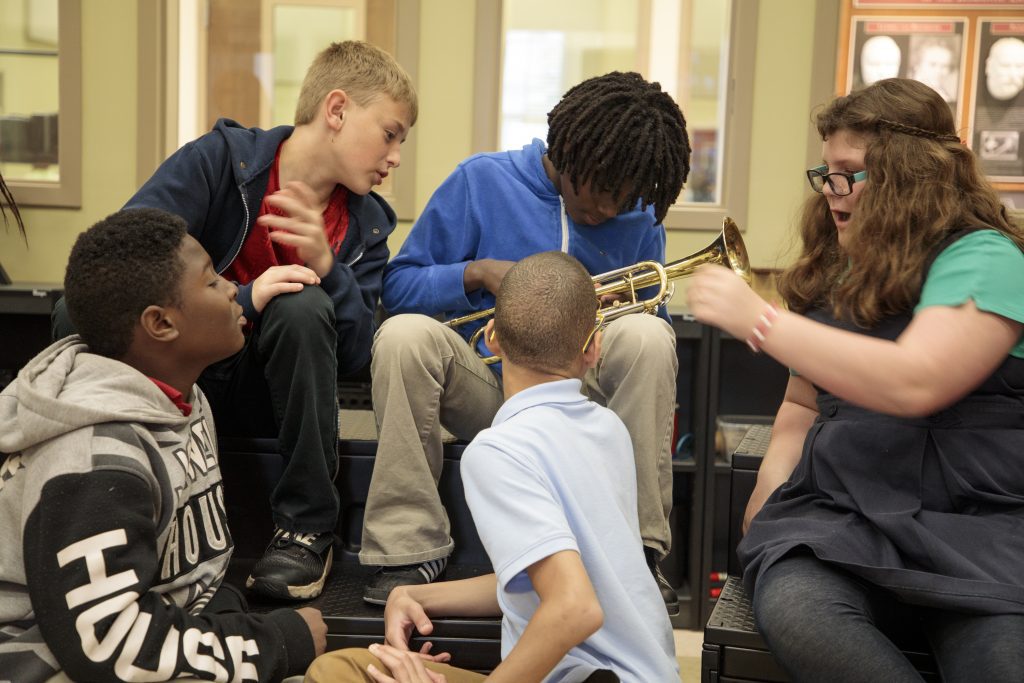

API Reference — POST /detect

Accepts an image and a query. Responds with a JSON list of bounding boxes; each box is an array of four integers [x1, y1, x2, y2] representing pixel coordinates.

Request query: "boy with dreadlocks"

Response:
[[359, 71, 690, 614]]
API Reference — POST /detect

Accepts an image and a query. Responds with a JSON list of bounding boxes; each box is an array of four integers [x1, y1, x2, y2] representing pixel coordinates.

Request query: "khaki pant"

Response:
[[359, 313, 677, 565], [304, 648, 485, 682], [47, 676, 308, 683]]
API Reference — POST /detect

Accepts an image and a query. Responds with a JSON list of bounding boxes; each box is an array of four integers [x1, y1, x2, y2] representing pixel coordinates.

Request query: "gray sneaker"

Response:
[[362, 557, 447, 605], [645, 547, 680, 616]]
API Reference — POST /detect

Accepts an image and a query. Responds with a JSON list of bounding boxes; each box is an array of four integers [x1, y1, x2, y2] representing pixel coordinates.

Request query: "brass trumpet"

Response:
[[447, 217, 750, 364]]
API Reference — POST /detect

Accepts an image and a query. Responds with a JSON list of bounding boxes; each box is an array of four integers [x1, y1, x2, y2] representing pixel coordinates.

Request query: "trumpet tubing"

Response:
[[445, 216, 750, 332]]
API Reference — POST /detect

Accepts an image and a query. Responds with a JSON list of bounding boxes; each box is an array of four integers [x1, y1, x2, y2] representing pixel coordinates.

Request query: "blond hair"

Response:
[[294, 40, 417, 126]]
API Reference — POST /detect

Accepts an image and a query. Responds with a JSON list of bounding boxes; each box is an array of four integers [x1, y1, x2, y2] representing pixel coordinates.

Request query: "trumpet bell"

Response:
[[719, 217, 751, 284]]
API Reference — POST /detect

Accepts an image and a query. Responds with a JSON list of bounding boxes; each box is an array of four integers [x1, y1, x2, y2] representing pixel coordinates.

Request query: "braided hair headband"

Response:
[[876, 117, 960, 143]]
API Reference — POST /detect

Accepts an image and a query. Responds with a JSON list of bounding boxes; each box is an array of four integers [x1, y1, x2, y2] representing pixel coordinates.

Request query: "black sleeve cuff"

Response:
[[267, 607, 318, 677]]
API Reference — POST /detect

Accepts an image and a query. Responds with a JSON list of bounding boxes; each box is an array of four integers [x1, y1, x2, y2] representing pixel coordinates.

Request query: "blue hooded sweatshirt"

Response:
[[383, 139, 669, 360]]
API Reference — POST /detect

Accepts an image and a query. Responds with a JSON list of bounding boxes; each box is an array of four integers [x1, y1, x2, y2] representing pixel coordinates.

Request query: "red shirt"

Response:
[[224, 144, 350, 285], [148, 377, 192, 417]]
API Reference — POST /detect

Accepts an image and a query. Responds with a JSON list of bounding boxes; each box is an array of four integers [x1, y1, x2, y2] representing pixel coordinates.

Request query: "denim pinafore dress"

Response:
[[738, 257, 1024, 615]]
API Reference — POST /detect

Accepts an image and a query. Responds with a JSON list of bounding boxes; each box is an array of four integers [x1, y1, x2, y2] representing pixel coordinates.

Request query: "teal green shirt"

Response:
[[915, 229, 1024, 358], [791, 229, 1024, 377]]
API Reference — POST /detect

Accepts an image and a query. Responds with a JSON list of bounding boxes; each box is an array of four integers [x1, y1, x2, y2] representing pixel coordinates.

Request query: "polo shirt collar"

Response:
[[492, 378, 587, 426]]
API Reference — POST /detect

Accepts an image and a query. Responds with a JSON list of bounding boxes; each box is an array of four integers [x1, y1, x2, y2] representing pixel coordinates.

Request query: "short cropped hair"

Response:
[[65, 209, 188, 359], [494, 252, 598, 373], [547, 71, 690, 224], [294, 40, 418, 126]]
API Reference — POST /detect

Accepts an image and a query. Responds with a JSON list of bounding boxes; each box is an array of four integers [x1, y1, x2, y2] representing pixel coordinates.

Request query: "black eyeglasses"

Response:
[[806, 165, 867, 196]]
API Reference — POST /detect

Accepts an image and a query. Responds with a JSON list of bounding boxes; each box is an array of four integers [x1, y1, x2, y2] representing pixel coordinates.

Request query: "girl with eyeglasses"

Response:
[[688, 77, 1024, 682]]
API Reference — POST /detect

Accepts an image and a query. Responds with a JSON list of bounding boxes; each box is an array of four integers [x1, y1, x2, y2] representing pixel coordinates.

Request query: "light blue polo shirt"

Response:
[[462, 379, 678, 683]]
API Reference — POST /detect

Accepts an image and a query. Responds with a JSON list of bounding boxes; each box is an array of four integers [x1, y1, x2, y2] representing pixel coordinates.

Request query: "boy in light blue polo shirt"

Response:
[[305, 251, 677, 682]]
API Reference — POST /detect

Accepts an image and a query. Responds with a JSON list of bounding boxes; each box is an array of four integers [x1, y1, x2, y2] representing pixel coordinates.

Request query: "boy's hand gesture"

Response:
[[296, 606, 328, 656], [250, 264, 321, 313], [261, 181, 336, 278], [366, 643, 448, 683], [383, 587, 451, 662]]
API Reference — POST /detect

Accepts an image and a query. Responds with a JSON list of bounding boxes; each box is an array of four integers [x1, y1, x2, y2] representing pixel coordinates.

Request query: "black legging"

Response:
[[753, 553, 1024, 683]]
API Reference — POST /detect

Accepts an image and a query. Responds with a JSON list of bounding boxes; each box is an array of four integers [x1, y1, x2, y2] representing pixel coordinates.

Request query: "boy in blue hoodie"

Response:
[[360, 72, 690, 614], [54, 41, 417, 601]]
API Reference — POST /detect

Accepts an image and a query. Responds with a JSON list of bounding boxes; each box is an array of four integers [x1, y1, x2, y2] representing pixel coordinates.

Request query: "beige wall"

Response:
[[2, 0, 821, 284], [663, 1, 822, 271], [0, 0, 139, 283], [732, 0, 820, 271]]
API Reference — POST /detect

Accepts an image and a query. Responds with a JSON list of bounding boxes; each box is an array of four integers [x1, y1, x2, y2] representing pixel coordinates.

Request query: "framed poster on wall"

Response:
[[847, 17, 966, 118], [839, 1, 1024, 207], [969, 19, 1024, 183]]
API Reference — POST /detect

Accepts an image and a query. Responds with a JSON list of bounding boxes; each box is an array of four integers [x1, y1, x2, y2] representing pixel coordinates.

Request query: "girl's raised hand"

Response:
[[687, 264, 767, 340]]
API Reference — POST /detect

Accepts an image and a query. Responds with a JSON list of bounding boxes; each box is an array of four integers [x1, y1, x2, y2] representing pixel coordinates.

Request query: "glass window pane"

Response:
[[271, 5, 360, 127], [500, 0, 640, 151], [204, 1, 364, 130], [499, 0, 729, 206], [0, 0, 60, 182], [680, 0, 727, 204]]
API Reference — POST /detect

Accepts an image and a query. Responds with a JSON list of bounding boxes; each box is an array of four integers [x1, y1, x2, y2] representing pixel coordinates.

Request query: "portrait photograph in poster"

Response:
[[848, 17, 966, 118], [970, 19, 1024, 182]]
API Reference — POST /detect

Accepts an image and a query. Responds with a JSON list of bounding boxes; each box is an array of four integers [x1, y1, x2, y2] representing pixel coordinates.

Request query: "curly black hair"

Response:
[[546, 71, 691, 224], [65, 208, 188, 358]]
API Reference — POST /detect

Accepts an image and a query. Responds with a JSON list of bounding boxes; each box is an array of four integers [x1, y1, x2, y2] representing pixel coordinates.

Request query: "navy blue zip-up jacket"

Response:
[[125, 118, 396, 376]]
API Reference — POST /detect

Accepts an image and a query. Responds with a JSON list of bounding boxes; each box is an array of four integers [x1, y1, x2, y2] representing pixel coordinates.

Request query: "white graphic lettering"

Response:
[[224, 635, 260, 682], [183, 627, 230, 681], [114, 612, 179, 680], [159, 483, 232, 581], [171, 417, 218, 484], [182, 506, 200, 565], [74, 590, 140, 662], [186, 435, 210, 477], [172, 446, 192, 481], [58, 529, 139, 609], [199, 490, 229, 550], [161, 516, 180, 579], [191, 419, 217, 468]]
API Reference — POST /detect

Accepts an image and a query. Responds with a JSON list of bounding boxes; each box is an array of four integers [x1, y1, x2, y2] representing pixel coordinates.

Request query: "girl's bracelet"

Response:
[[745, 303, 779, 354]]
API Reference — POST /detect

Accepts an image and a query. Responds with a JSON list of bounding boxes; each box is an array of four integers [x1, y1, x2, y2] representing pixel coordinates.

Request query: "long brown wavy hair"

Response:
[[779, 78, 1023, 327]]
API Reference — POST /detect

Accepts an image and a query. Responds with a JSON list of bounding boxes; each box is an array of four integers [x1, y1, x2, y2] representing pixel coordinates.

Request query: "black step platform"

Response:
[[224, 559, 501, 672], [702, 425, 939, 683], [219, 436, 502, 672], [701, 576, 786, 682]]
